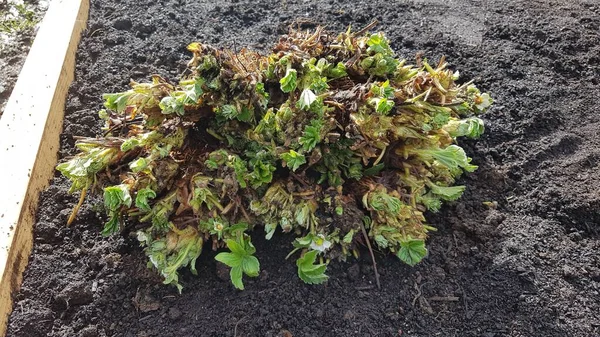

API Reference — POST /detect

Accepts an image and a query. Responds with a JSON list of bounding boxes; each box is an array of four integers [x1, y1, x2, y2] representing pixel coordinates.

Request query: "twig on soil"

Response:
[[139, 315, 154, 322], [88, 28, 104, 37], [355, 285, 376, 291], [412, 282, 423, 307], [360, 221, 381, 290], [453, 280, 469, 318], [411, 281, 433, 313], [429, 296, 460, 302], [234, 316, 247, 337], [452, 232, 459, 257], [353, 19, 379, 37]]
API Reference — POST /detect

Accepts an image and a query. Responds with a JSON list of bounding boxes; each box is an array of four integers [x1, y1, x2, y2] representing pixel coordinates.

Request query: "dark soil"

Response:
[[0, 0, 48, 117], [7, 0, 600, 336]]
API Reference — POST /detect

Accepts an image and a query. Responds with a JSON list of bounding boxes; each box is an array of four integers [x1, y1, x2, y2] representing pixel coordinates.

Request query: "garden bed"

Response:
[[6, 0, 600, 336]]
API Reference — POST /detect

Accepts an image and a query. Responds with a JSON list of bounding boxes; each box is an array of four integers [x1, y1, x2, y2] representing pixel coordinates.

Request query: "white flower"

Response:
[[213, 221, 224, 232], [310, 234, 332, 252], [474, 93, 492, 111], [452, 70, 460, 81]]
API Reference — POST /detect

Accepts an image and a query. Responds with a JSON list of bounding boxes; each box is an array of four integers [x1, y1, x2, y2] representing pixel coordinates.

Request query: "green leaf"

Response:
[[129, 157, 148, 172], [296, 250, 329, 284], [397, 239, 428, 266], [371, 80, 394, 98], [299, 120, 323, 151], [371, 97, 395, 115], [280, 68, 297, 93], [416, 145, 478, 172], [230, 266, 244, 290], [216, 236, 260, 290], [215, 252, 242, 267], [98, 109, 109, 120], [121, 138, 140, 152], [364, 189, 401, 213], [309, 76, 329, 94], [159, 95, 184, 115], [419, 193, 442, 212], [255, 82, 270, 108], [242, 235, 257, 255], [428, 184, 465, 201], [135, 187, 157, 212], [281, 150, 307, 172], [375, 234, 389, 248], [364, 163, 384, 176], [103, 184, 132, 211], [366, 33, 391, 54], [249, 160, 275, 188], [219, 104, 238, 120], [298, 89, 317, 110], [231, 157, 249, 188], [361, 54, 399, 77], [342, 230, 354, 244], [102, 216, 120, 236], [237, 106, 254, 123], [444, 117, 485, 139], [241, 256, 260, 277], [327, 62, 347, 78], [264, 223, 276, 240], [103, 92, 131, 112], [225, 239, 246, 256]]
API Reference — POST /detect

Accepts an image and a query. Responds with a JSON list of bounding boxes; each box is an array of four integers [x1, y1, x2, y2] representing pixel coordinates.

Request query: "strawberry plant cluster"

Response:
[[58, 25, 491, 291]]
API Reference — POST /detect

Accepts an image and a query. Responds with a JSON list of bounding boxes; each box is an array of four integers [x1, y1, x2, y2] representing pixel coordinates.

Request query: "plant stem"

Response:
[[360, 221, 381, 289], [67, 188, 87, 226]]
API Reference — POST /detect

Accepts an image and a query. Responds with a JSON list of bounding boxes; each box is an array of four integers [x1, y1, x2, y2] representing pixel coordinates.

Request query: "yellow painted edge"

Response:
[[0, 0, 90, 335]]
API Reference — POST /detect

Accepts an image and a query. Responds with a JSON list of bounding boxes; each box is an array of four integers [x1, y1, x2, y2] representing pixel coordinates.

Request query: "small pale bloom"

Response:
[[475, 93, 492, 110], [310, 234, 332, 252]]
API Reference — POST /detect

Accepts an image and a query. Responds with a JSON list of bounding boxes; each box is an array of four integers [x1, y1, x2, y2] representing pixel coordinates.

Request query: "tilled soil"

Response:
[[7, 0, 600, 336]]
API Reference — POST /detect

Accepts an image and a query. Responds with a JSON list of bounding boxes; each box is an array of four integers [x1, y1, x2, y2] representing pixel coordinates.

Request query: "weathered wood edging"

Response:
[[0, 0, 90, 335]]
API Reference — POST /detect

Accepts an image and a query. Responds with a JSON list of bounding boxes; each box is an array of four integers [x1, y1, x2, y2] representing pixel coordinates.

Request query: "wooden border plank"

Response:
[[0, 0, 90, 335]]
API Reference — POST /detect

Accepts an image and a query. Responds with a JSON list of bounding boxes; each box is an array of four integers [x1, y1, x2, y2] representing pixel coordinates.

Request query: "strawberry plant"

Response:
[[58, 23, 492, 291]]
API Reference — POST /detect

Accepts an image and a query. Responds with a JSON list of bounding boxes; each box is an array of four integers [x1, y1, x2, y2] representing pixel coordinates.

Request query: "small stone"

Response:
[[102, 252, 122, 268], [55, 281, 93, 306], [260, 270, 269, 282], [134, 290, 160, 313], [79, 325, 98, 337], [168, 307, 182, 321], [343, 310, 355, 320], [562, 265, 577, 278], [347, 264, 360, 281], [568, 231, 582, 242], [360, 264, 373, 276], [113, 18, 132, 30], [216, 263, 230, 282]]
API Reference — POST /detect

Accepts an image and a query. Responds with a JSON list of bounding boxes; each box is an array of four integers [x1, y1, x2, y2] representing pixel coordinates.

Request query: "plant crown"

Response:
[[58, 24, 492, 291]]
